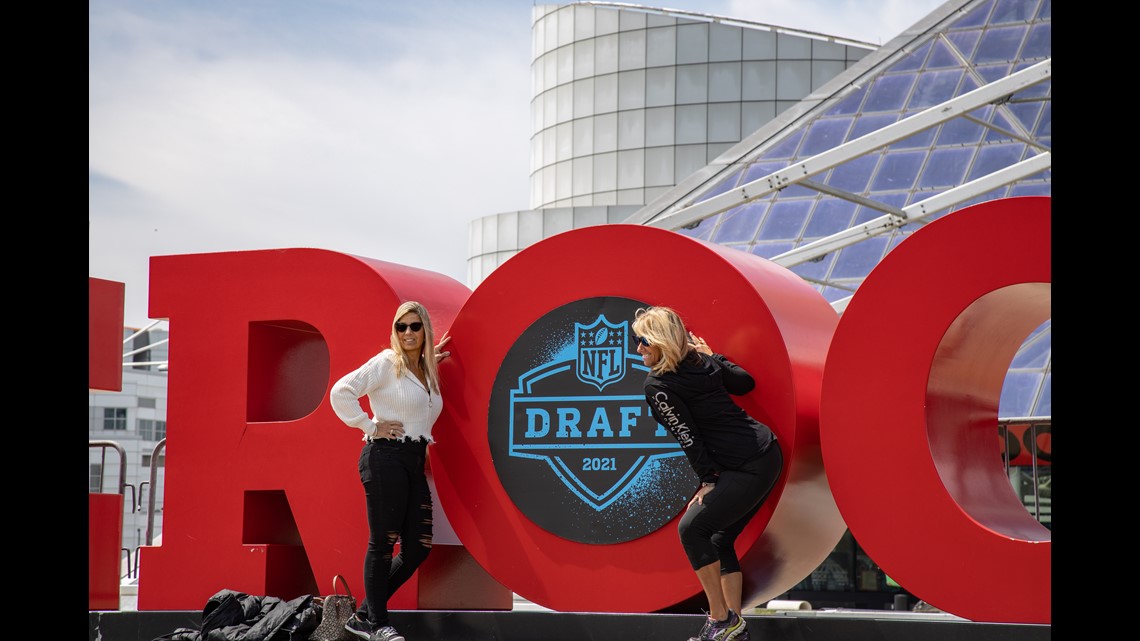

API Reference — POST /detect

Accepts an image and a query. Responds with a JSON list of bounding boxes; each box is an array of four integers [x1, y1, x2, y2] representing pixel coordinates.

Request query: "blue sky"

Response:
[[89, 0, 947, 329]]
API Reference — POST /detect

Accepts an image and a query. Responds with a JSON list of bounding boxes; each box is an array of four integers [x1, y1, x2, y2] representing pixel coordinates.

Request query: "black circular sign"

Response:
[[488, 296, 697, 544]]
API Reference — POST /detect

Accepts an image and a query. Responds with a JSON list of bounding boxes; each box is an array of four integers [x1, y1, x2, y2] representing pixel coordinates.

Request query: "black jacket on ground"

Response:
[[152, 589, 320, 641], [643, 351, 775, 484]]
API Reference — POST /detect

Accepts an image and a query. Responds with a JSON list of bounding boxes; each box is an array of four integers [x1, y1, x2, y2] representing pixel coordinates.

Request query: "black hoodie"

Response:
[[643, 351, 775, 485]]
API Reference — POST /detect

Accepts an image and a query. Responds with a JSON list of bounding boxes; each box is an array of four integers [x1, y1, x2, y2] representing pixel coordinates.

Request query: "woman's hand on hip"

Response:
[[374, 420, 405, 439]]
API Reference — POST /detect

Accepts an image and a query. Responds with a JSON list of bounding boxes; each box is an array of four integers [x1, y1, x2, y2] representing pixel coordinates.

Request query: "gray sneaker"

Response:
[[700, 609, 745, 641], [369, 625, 406, 641], [344, 614, 371, 640]]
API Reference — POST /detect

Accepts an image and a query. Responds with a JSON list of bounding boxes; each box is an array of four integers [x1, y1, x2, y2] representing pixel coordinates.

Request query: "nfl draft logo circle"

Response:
[[488, 296, 696, 544]]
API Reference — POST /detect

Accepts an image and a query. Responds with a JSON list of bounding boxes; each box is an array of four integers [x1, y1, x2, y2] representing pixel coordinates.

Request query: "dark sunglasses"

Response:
[[634, 335, 651, 347], [395, 322, 424, 333]]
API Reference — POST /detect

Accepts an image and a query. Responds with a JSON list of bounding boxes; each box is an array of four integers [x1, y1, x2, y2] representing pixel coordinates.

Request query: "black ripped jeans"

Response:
[[678, 441, 783, 573], [356, 437, 434, 629]]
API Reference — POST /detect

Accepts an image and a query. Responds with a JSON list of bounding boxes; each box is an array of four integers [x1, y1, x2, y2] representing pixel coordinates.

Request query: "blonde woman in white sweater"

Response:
[[330, 300, 451, 641]]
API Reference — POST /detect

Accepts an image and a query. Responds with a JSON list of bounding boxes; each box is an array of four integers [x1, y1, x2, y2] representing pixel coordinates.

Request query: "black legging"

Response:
[[678, 442, 783, 572], [356, 437, 434, 627]]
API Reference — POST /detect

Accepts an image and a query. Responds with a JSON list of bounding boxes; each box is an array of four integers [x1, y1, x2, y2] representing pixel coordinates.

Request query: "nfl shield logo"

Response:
[[576, 316, 626, 390]]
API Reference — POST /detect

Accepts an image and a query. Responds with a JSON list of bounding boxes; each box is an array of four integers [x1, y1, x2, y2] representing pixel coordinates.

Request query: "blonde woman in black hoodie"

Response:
[[631, 306, 783, 641]]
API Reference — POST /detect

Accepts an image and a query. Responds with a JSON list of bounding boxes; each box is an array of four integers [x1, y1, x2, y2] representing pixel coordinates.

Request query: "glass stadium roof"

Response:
[[626, 0, 1050, 418]]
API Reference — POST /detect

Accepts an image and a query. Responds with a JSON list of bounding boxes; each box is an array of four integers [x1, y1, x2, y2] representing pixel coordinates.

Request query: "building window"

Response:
[[139, 397, 157, 409], [141, 454, 166, 468], [103, 407, 127, 431], [90, 463, 103, 493], [139, 419, 166, 441]]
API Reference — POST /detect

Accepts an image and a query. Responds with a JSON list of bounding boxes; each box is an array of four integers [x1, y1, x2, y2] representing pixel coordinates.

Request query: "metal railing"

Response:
[[998, 416, 1051, 523]]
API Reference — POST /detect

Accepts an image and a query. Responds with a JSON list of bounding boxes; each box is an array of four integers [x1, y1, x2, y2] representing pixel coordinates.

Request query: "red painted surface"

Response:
[[136, 248, 487, 611], [122, 199, 1051, 623], [431, 224, 844, 612], [819, 196, 1051, 624], [89, 277, 124, 392], [90, 492, 124, 610]]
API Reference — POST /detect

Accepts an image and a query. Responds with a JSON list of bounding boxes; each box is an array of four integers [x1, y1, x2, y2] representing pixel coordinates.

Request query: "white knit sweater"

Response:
[[329, 349, 443, 442]]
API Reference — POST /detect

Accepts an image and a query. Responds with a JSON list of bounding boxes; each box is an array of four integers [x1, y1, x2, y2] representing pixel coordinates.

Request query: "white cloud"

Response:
[[90, 0, 948, 329]]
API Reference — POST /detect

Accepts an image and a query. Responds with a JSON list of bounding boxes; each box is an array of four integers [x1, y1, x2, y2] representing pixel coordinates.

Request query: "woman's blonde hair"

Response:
[[389, 300, 442, 394], [631, 306, 693, 375]]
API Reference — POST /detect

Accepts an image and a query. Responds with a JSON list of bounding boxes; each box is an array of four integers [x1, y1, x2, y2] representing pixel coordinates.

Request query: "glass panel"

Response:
[[742, 61, 776, 101], [709, 62, 742, 102], [618, 69, 646, 111], [556, 84, 573, 124], [789, 251, 836, 280], [776, 33, 810, 58], [742, 29, 776, 59], [676, 104, 707, 144], [975, 25, 1026, 63], [1011, 331, 1051, 368], [775, 60, 811, 101], [594, 112, 617, 153], [674, 144, 707, 183], [863, 73, 916, 112], [992, 0, 1038, 23], [557, 6, 574, 47], [712, 208, 761, 244], [757, 199, 811, 241], [645, 106, 675, 146], [556, 121, 572, 161], [497, 211, 518, 250], [618, 109, 645, 150], [556, 160, 571, 201], [799, 117, 853, 156], [558, 44, 574, 86], [574, 38, 596, 80], [742, 101, 775, 135], [811, 60, 845, 92], [595, 6, 619, 36], [1033, 373, 1050, 416], [595, 72, 618, 114], [573, 4, 595, 40], [708, 103, 740, 143], [677, 64, 709, 104], [908, 69, 964, 109], [542, 126, 556, 166], [543, 88, 557, 129], [574, 77, 595, 119], [829, 236, 888, 279], [918, 147, 973, 188], [887, 124, 936, 150], [829, 84, 868, 115], [573, 117, 595, 156], [619, 9, 646, 31], [947, 30, 981, 60], [926, 39, 964, 70], [645, 146, 674, 186], [936, 112, 986, 145], [749, 241, 794, 260], [887, 40, 930, 73], [596, 33, 619, 75], [647, 25, 677, 67], [617, 149, 644, 189], [620, 29, 646, 70], [967, 142, 1024, 181], [646, 66, 676, 107], [593, 151, 617, 191], [518, 210, 544, 247], [827, 155, 878, 193], [999, 371, 1042, 417], [709, 23, 742, 62], [954, 0, 994, 29], [804, 198, 857, 238], [676, 23, 709, 64]]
